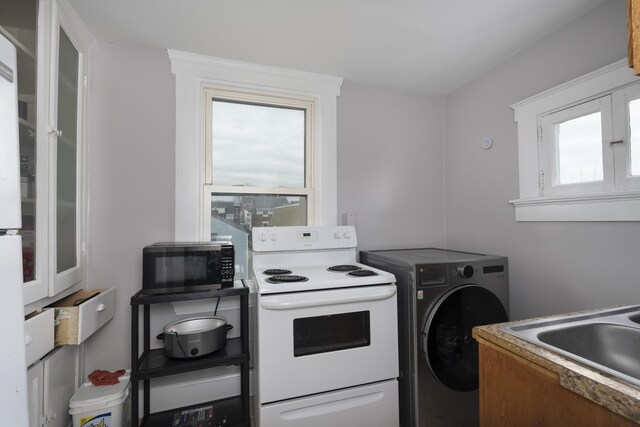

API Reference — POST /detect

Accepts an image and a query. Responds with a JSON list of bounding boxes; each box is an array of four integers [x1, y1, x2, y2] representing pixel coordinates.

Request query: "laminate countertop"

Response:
[[473, 307, 640, 425]]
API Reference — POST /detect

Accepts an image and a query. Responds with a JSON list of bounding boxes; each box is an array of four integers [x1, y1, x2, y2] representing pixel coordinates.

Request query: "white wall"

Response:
[[444, 0, 638, 320], [338, 82, 446, 251], [83, 42, 175, 372]]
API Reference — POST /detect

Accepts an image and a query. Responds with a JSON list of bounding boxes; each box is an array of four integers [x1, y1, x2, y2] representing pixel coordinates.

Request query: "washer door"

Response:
[[422, 285, 508, 392]]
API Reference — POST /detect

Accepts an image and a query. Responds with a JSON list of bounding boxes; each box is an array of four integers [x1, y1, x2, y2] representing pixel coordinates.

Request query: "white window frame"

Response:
[[203, 87, 315, 238], [538, 96, 613, 196], [168, 51, 343, 240], [510, 59, 640, 221]]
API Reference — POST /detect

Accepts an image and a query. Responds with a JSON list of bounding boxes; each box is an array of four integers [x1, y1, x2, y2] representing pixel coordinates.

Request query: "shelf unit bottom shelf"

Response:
[[139, 395, 249, 427]]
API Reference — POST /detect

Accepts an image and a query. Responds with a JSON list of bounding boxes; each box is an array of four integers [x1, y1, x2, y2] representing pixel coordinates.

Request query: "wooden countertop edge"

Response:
[[473, 324, 640, 424]]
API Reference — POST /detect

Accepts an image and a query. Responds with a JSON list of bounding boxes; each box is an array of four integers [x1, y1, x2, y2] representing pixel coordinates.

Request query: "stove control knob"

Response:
[[270, 233, 278, 241], [343, 231, 352, 239], [457, 264, 474, 279], [333, 231, 342, 239], [259, 233, 267, 242]]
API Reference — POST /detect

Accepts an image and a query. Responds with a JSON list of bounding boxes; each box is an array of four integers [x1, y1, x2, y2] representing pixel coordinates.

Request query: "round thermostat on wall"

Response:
[[482, 137, 493, 150]]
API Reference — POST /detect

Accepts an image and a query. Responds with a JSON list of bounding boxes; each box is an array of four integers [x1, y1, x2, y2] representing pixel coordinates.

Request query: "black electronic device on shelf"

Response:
[[142, 241, 235, 294], [130, 281, 250, 426]]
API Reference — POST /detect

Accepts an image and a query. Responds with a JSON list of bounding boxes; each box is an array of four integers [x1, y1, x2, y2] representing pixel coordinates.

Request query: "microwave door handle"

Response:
[[259, 286, 396, 310]]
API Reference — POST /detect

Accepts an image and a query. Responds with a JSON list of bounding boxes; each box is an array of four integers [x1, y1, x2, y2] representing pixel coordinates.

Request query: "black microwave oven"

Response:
[[142, 242, 234, 294]]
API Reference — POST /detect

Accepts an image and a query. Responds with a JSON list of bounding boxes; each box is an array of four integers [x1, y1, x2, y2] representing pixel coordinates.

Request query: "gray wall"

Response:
[[338, 82, 446, 251], [82, 0, 634, 371], [81, 45, 446, 371], [444, 0, 639, 320], [83, 42, 175, 372]]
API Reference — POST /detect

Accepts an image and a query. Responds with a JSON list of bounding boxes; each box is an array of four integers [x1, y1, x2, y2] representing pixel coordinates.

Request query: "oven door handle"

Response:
[[259, 286, 396, 310]]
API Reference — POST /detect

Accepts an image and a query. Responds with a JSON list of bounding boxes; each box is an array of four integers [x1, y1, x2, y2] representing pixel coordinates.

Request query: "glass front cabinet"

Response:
[[0, 0, 93, 306]]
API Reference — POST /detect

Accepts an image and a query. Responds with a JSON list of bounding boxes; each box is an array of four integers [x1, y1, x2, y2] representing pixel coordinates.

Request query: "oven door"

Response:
[[257, 284, 398, 403]]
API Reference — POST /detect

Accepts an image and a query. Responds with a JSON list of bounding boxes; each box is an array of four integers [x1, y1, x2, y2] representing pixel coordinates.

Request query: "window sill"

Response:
[[509, 191, 640, 221]]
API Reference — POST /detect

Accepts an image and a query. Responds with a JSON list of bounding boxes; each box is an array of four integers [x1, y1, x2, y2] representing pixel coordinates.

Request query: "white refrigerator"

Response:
[[0, 33, 30, 425]]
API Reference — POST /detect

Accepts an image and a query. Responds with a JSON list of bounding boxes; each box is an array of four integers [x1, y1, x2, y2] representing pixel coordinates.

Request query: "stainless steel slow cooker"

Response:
[[157, 316, 232, 359]]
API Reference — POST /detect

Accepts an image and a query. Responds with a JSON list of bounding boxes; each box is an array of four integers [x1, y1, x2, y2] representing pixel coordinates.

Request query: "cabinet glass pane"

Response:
[[0, 0, 39, 283], [629, 99, 640, 177], [555, 112, 603, 185], [56, 28, 78, 273]]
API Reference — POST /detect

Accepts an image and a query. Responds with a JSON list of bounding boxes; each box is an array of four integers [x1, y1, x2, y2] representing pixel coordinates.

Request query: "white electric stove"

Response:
[[252, 226, 399, 427]]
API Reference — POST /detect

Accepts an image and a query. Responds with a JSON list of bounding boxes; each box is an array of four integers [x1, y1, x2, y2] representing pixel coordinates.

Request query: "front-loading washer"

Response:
[[360, 248, 509, 427]]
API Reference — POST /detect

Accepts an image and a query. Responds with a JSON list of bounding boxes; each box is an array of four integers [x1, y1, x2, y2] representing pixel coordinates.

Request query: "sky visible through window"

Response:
[[211, 100, 305, 188], [556, 112, 603, 185]]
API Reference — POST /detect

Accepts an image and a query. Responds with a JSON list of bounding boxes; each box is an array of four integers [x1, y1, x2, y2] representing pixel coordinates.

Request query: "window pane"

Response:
[[556, 112, 603, 185], [211, 100, 306, 188], [629, 99, 640, 177], [211, 193, 307, 279]]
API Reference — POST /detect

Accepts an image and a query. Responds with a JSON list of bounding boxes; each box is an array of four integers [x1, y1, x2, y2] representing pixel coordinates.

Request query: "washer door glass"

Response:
[[422, 285, 508, 392]]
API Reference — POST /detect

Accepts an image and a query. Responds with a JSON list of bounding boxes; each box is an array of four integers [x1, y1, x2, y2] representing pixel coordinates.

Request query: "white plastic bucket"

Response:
[[69, 370, 131, 427]]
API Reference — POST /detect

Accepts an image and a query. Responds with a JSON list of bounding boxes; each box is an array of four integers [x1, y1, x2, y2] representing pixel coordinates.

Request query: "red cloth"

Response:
[[88, 369, 126, 386]]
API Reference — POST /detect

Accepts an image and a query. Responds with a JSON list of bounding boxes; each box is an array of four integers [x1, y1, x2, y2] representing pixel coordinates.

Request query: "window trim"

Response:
[[510, 59, 640, 221], [168, 50, 343, 240]]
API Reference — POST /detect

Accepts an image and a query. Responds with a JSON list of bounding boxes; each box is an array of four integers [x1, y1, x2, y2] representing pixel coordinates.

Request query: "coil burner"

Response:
[[265, 275, 309, 284], [263, 269, 293, 276], [347, 269, 379, 277], [328, 265, 361, 272]]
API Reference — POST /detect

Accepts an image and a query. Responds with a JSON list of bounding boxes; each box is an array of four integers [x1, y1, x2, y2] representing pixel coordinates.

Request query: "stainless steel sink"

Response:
[[501, 305, 640, 388]]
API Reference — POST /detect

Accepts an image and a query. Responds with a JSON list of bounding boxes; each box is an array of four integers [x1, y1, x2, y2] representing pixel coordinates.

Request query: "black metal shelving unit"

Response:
[[130, 281, 250, 426]]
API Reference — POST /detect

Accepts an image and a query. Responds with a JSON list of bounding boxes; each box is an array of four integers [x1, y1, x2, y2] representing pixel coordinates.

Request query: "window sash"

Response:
[[612, 84, 640, 191], [202, 88, 316, 246], [203, 87, 314, 190], [539, 96, 614, 196]]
